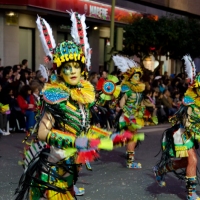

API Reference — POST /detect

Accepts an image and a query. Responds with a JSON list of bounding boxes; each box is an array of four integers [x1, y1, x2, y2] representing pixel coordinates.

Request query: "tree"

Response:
[[123, 15, 200, 73]]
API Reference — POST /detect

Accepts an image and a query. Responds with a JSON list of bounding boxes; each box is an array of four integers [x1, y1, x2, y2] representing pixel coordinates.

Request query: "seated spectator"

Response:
[[173, 91, 182, 109], [0, 83, 10, 136], [18, 69, 30, 92], [17, 85, 35, 131], [143, 90, 158, 125], [11, 65, 21, 96], [161, 89, 177, 117], [1, 86, 26, 132], [30, 83, 41, 105], [89, 72, 98, 89], [29, 70, 46, 93], [152, 77, 166, 93]]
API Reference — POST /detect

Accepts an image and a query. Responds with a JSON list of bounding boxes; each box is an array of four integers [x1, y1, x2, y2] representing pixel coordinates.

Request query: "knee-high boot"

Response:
[[186, 176, 200, 200], [126, 151, 142, 169], [153, 162, 174, 187]]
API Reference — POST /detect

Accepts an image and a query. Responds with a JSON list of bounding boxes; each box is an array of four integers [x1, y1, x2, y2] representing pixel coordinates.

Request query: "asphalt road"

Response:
[[0, 123, 199, 200]]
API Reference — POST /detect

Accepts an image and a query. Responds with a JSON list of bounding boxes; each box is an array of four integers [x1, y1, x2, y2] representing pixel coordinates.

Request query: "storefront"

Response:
[[0, 0, 156, 72]]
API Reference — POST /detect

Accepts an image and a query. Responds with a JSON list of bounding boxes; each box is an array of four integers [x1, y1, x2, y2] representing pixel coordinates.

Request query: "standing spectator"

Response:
[[96, 70, 108, 91], [1, 66, 13, 88], [156, 92, 167, 123], [162, 71, 169, 82], [21, 59, 28, 70], [0, 67, 4, 80], [17, 85, 35, 131]]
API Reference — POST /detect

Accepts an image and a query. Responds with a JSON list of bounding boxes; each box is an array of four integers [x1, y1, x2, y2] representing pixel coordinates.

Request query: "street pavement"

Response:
[[0, 123, 199, 200]]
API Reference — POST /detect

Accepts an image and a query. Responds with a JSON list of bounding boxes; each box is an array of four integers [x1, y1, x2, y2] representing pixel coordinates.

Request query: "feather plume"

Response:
[[182, 55, 196, 84], [39, 64, 49, 82], [125, 57, 137, 69], [36, 16, 56, 61], [80, 14, 91, 70], [112, 55, 129, 73], [67, 11, 80, 44], [67, 11, 92, 71]]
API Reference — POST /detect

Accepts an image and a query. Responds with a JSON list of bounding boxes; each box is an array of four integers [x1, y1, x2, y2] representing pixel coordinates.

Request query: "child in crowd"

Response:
[[17, 85, 35, 131]]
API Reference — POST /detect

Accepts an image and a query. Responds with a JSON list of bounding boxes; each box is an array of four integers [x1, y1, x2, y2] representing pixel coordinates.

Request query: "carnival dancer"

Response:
[[15, 12, 116, 200], [153, 55, 200, 200], [113, 55, 145, 168]]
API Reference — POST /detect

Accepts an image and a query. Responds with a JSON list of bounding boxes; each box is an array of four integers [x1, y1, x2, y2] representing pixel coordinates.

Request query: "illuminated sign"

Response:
[[0, 0, 158, 24]]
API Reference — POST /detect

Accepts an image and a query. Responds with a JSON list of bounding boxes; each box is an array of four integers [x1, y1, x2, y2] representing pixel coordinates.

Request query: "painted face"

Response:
[[131, 73, 140, 83], [60, 62, 81, 85], [196, 88, 200, 96]]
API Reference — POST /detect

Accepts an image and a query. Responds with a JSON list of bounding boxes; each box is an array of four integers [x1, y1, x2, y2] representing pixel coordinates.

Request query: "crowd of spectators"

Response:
[[0, 59, 188, 136], [142, 71, 188, 125], [0, 59, 46, 136], [89, 70, 188, 128]]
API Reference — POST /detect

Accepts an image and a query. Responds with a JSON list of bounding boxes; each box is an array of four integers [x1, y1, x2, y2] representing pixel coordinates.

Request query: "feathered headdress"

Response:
[[36, 11, 91, 71], [39, 64, 49, 82], [68, 11, 91, 71], [182, 55, 196, 86], [113, 55, 143, 80], [112, 55, 129, 73], [36, 17, 56, 62]]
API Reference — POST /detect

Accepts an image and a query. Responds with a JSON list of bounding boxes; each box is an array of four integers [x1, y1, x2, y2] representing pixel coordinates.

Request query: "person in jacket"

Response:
[[17, 85, 35, 131]]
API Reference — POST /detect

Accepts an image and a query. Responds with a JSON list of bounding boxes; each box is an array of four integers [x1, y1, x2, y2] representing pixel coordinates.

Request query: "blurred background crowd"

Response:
[[0, 60, 188, 136]]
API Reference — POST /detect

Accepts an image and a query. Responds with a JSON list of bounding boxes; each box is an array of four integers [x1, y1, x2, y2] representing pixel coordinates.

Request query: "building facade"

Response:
[[0, 0, 199, 73]]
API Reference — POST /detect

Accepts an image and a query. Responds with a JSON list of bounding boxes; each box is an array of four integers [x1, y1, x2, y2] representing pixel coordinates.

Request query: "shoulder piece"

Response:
[[182, 95, 194, 106], [42, 83, 69, 104], [121, 84, 130, 93]]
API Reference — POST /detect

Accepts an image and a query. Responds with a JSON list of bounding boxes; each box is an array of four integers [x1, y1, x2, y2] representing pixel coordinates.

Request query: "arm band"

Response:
[[46, 129, 76, 149]]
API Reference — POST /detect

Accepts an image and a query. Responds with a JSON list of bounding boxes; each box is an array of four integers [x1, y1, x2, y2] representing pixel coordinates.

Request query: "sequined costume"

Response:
[[113, 55, 145, 169], [154, 55, 200, 200], [15, 12, 114, 200], [15, 12, 132, 200]]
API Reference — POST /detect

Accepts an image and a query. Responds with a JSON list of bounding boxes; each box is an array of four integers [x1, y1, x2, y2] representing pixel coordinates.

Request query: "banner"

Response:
[[1, 0, 157, 24]]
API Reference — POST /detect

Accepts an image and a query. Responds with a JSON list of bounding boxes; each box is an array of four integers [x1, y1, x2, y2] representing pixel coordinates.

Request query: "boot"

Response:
[[153, 162, 174, 187], [126, 151, 142, 169], [186, 176, 200, 200]]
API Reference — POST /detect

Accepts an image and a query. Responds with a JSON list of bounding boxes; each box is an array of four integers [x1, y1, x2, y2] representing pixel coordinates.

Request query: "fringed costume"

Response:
[[154, 55, 200, 200], [15, 11, 134, 200], [113, 55, 145, 169], [15, 12, 116, 200]]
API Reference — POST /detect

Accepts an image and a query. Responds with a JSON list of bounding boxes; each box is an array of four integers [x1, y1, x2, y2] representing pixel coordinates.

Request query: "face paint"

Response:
[[60, 62, 81, 85], [131, 73, 140, 83], [63, 67, 72, 75], [197, 88, 200, 96]]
